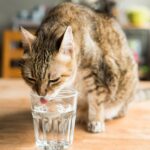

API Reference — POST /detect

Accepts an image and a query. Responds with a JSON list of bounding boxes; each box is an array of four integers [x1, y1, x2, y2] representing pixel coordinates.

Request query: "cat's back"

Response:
[[37, 2, 127, 62], [40, 2, 101, 32], [46, 2, 95, 21]]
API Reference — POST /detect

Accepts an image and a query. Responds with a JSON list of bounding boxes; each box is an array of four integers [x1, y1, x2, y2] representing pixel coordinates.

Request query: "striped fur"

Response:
[[21, 2, 139, 133]]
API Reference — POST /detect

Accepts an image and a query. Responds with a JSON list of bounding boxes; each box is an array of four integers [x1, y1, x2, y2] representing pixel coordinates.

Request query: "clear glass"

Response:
[[30, 88, 78, 150]]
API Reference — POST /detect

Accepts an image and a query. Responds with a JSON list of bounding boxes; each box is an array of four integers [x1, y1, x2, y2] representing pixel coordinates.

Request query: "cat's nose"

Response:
[[36, 85, 47, 96], [39, 91, 47, 96], [39, 89, 47, 96]]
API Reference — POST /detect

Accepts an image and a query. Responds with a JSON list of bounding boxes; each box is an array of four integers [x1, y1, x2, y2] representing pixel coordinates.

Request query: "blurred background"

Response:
[[0, 0, 150, 80]]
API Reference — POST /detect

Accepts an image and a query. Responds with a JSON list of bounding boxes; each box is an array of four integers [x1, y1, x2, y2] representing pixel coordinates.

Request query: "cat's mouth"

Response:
[[39, 91, 59, 104], [40, 97, 48, 104], [38, 76, 75, 102], [40, 92, 57, 104]]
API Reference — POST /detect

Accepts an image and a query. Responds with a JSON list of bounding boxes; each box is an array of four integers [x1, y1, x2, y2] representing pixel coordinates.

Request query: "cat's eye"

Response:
[[27, 77, 36, 82], [49, 77, 60, 83]]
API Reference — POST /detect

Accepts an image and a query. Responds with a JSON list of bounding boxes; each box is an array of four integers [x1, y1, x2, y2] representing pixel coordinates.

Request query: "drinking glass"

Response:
[[30, 88, 78, 150]]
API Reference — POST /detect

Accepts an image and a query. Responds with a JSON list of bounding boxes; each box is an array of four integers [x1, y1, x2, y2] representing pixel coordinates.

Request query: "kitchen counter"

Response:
[[0, 79, 150, 150]]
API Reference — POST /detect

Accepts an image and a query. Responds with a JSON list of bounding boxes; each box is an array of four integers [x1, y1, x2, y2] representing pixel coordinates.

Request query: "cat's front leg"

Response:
[[82, 70, 107, 133], [87, 91, 105, 133]]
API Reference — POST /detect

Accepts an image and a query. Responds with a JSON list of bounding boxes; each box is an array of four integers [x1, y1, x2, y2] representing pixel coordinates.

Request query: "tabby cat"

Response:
[[21, 2, 138, 133]]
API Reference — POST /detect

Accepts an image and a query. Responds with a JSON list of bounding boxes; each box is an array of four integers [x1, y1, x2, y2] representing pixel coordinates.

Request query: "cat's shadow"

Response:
[[0, 110, 34, 147], [0, 109, 86, 147]]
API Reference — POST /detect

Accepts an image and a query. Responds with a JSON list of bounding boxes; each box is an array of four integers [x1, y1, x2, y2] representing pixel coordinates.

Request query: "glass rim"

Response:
[[30, 88, 78, 100]]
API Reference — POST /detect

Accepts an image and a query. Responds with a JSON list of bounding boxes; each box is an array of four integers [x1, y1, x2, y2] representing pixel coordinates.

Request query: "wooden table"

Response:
[[0, 79, 150, 150]]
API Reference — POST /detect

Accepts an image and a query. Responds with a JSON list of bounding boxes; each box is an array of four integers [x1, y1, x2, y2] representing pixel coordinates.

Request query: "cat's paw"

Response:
[[87, 121, 105, 133]]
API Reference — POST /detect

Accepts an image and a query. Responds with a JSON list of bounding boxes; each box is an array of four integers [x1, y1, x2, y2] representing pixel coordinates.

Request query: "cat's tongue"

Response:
[[40, 98, 48, 104]]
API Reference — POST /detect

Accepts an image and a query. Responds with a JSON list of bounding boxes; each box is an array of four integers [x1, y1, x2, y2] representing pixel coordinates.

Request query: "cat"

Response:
[[20, 2, 138, 133]]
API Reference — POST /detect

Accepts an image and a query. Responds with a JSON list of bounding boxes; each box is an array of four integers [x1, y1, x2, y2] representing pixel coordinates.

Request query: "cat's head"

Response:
[[21, 26, 77, 97]]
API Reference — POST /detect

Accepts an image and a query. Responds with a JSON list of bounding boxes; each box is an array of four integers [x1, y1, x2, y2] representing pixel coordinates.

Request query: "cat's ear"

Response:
[[59, 26, 74, 57], [20, 27, 36, 48]]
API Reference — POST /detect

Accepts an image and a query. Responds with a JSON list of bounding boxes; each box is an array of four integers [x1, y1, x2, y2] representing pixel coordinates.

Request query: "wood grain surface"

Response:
[[0, 79, 150, 150]]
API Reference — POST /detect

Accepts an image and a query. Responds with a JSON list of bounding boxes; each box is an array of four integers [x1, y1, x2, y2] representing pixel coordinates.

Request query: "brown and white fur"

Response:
[[21, 2, 138, 133]]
